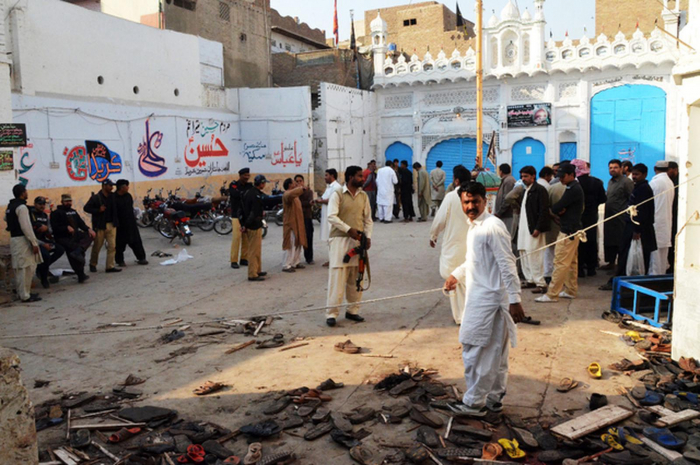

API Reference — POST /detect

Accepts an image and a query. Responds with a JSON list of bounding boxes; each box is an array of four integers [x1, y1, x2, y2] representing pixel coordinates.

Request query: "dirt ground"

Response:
[[0, 220, 645, 463]]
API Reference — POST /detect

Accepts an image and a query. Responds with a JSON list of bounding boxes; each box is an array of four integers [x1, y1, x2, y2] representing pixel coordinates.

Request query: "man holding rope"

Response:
[[445, 182, 524, 417]]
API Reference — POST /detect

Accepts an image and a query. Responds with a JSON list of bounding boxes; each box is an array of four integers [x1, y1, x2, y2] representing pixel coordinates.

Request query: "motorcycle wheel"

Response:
[[262, 224, 268, 238], [138, 211, 154, 228], [158, 221, 176, 239], [213, 217, 233, 235], [198, 212, 215, 232], [275, 211, 284, 227], [182, 234, 192, 246]]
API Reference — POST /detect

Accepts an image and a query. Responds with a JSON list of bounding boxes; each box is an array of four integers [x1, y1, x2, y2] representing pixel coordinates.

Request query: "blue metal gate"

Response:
[[385, 142, 413, 165], [512, 137, 546, 177], [560, 142, 577, 162], [426, 138, 492, 187], [590, 85, 666, 181]]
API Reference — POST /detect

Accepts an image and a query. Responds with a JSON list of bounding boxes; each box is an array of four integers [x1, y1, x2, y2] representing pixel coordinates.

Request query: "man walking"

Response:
[[668, 161, 679, 272], [84, 179, 120, 273], [229, 168, 252, 269], [363, 160, 378, 221], [603, 159, 634, 270], [6, 184, 42, 302], [376, 161, 398, 223], [282, 177, 307, 272], [648, 161, 674, 275], [571, 159, 606, 277], [326, 166, 373, 327], [430, 165, 471, 324], [414, 162, 431, 222], [399, 160, 415, 222], [444, 182, 524, 417], [51, 194, 94, 284], [242, 175, 268, 281], [114, 180, 148, 267], [31, 196, 64, 289], [295, 174, 315, 265], [430, 161, 446, 216], [516, 166, 550, 293], [494, 164, 516, 235], [536, 164, 584, 303]]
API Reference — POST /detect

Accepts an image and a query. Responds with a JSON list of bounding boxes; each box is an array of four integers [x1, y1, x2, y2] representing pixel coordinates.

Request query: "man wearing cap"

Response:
[[30, 196, 64, 288], [241, 175, 269, 281], [536, 163, 584, 303], [51, 194, 94, 283], [229, 168, 252, 269], [114, 179, 148, 267], [648, 160, 675, 275], [6, 184, 42, 302], [84, 179, 121, 273]]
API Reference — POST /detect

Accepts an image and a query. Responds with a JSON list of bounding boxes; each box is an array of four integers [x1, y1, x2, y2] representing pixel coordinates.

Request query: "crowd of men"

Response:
[[6, 179, 147, 302]]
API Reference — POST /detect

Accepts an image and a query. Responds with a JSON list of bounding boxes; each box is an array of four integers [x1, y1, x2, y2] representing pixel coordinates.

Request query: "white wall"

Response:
[[100, 0, 159, 24]]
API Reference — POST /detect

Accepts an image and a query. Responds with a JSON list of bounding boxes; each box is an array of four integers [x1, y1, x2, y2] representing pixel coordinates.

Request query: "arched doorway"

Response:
[[385, 142, 413, 165], [590, 84, 666, 181], [426, 138, 493, 187], [512, 137, 546, 177]]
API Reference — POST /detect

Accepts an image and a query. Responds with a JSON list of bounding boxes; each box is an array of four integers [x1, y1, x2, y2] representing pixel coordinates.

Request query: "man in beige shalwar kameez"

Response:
[[6, 184, 43, 302], [282, 178, 308, 272]]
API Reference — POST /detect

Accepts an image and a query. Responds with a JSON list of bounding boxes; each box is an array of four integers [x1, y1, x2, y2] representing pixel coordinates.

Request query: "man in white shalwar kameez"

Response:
[[648, 160, 675, 275], [6, 184, 43, 302], [429, 166, 471, 324], [376, 161, 398, 223], [317, 169, 343, 244], [517, 166, 550, 292], [445, 182, 525, 417]]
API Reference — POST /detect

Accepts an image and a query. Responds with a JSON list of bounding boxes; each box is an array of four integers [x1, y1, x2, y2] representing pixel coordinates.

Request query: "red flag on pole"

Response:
[[333, 0, 339, 47]]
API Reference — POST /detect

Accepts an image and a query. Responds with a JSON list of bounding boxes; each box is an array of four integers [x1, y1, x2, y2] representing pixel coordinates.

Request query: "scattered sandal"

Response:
[[498, 438, 526, 460], [193, 381, 225, 396], [317, 378, 345, 391], [482, 442, 503, 460], [334, 340, 361, 354], [556, 377, 579, 393], [587, 362, 603, 379], [243, 443, 262, 464], [108, 427, 142, 443]]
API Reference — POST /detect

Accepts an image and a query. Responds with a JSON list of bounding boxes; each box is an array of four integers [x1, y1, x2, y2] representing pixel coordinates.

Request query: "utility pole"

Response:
[[475, 0, 483, 168]]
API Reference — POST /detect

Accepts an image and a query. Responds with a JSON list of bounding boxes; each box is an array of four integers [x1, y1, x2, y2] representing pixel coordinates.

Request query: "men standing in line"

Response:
[[31, 196, 63, 289], [414, 162, 431, 222], [622, 161, 634, 178], [281, 178, 308, 272], [84, 179, 121, 273], [363, 160, 378, 221], [326, 166, 373, 327], [444, 182, 524, 417], [538, 167, 554, 189], [6, 184, 42, 302], [648, 160, 675, 275], [668, 161, 679, 272], [376, 161, 398, 223], [294, 175, 315, 265], [392, 159, 402, 219], [114, 180, 148, 267], [494, 164, 516, 235], [571, 159, 606, 277], [430, 165, 471, 324], [602, 159, 634, 271], [516, 166, 550, 294], [430, 161, 446, 216], [536, 164, 584, 303], [51, 194, 94, 284], [242, 175, 268, 281], [399, 160, 416, 222], [229, 168, 252, 269]]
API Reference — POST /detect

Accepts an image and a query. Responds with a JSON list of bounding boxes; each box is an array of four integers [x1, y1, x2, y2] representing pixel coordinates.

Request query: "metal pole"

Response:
[[475, 0, 483, 169]]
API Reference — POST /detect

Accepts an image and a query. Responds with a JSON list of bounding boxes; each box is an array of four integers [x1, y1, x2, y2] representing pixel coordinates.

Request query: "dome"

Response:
[[370, 12, 387, 33], [500, 0, 521, 21], [488, 14, 498, 27], [521, 9, 532, 21]]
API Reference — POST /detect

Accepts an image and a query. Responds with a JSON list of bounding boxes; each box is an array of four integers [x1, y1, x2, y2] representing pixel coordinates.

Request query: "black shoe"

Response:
[[599, 283, 613, 291], [137, 259, 149, 265], [248, 276, 265, 281], [578, 270, 586, 278], [116, 262, 126, 267], [240, 260, 249, 266], [40, 277, 50, 289], [78, 274, 89, 283], [231, 262, 239, 269], [588, 269, 597, 277], [345, 313, 365, 322], [89, 265, 97, 273], [48, 275, 59, 284], [257, 271, 268, 277], [105, 267, 122, 273], [21, 295, 42, 303], [326, 318, 337, 327], [70, 250, 86, 265]]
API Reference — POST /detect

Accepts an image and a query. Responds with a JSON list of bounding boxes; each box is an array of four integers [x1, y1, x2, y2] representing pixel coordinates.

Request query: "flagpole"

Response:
[[475, 0, 483, 169]]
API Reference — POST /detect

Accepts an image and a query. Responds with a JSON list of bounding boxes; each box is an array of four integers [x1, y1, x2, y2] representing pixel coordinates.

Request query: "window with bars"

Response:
[[171, 0, 196, 11], [219, 2, 230, 21]]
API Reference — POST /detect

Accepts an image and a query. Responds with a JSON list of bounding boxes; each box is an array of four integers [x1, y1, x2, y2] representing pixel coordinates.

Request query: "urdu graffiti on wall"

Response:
[[271, 141, 303, 168], [138, 120, 167, 178], [18, 145, 35, 186], [242, 142, 268, 162], [63, 141, 122, 182], [184, 118, 231, 170]]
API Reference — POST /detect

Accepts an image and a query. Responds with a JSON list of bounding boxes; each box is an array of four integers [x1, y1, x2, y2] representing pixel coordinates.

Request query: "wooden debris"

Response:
[[640, 437, 683, 461], [216, 429, 240, 444], [253, 320, 265, 336], [360, 354, 395, 358], [178, 325, 191, 332], [621, 320, 671, 334], [91, 440, 120, 462], [66, 409, 71, 440], [163, 454, 176, 465], [198, 330, 226, 337], [265, 316, 273, 326], [53, 449, 80, 465], [163, 318, 183, 327], [550, 405, 633, 440], [70, 422, 146, 431], [108, 322, 136, 327], [648, 406, 700, 426], [64, 393, 96, 409], [72, 409, 119, 420], [616, 387, 641, 408], [94, 430, 109, 443], [225, 340, 255, 354], [64, 447, 90, 461], [279, 342, 309, 352], [444, 416, 454, 439]]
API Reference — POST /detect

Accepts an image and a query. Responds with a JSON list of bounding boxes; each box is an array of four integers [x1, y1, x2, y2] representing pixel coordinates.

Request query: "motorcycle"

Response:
[[158, 207, 194, 245], [137, 188, 165, 228]]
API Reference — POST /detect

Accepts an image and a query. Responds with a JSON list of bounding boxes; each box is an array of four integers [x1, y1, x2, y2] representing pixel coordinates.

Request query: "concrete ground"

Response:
[[0, 220, 645, 463]]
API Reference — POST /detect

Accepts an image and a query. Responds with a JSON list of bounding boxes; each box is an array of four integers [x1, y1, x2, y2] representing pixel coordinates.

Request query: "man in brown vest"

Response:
[[326, 166, 374, 327]]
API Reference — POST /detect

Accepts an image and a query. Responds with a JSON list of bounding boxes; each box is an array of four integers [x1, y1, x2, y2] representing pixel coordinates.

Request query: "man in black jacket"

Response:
[[114, 180, 148, 267], [84, 179, 121, 273], [536, 164, 584, 303], [229, 168, 252, 269], [399, 160, 415, 222], [30, 196, 64, 288], [572, 160, 607, 277], [516, 166, 550, 293], [51, 194, 95, 283], [242, 175, 269, 281]]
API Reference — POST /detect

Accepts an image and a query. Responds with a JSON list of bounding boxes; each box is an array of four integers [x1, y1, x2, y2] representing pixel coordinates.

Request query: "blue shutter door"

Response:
[[385, 142, 413, 165], [560, 142, 577, 161], [426, 138, 493, 187], [512, 137, 546, 177]]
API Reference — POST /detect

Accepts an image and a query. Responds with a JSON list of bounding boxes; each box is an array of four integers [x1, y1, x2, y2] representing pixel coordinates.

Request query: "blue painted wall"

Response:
[[560, 142, 577, 162], [590, 84, 666, 181], [512, 137, 546, 178], [426, 138, 493, 187]]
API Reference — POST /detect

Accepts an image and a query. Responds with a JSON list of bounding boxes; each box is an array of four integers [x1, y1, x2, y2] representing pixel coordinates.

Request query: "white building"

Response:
[[370, 0, 683, 186]]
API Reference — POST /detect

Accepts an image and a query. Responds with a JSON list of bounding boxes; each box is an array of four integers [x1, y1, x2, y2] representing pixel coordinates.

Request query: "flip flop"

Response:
[[334, 340, 361, 354], [331, 428, 360, 449], [511, 427, 539, 450], [69, 429, 91, 448], [521, 316, 541, 325], [109, 427, 142, 443], [416, 426, 441, 448], [609, 427, 643, 445], [498, 438, 526, 459], [303, 421, 333, 440], [409, 406, 443, 427], [642, 427, 686, 450], [349, 445, 381, 465], [601, 433, 624, 451], [600, 450, 652, 465], [193, 381, 225, 396], [556, 377, 579, 393], [639, 390, 664, 406], [674, 391, 699, 404], [317, 378, 344, 391], [588, 362, 603, 379], [243, 443, 262, 465], [259, 452, 294, 465], [482, 442, 503, 460]]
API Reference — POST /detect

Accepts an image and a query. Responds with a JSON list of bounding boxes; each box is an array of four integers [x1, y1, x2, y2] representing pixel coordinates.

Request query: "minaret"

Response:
[[532, 0, 546, 68], [370, 12, 388, 76]]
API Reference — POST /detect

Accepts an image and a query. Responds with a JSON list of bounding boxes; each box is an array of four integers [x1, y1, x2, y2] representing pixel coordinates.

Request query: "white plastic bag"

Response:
[[160, 249, 194, 266], [626, 240, 645, 276]]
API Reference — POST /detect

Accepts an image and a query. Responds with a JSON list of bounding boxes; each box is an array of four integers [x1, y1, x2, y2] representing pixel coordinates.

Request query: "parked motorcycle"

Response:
[[137, 188, 165, 228], [158, 206, 194, 245]]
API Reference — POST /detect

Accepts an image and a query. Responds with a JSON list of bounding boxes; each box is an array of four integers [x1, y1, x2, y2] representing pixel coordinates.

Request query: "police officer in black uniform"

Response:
[[50, 194, 95, 283], [30, 196, 64, 288]]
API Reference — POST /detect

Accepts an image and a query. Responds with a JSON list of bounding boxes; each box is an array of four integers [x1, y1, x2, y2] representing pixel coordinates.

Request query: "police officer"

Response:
[[229, 168, 252, 269], [31, 196, 64, 288]]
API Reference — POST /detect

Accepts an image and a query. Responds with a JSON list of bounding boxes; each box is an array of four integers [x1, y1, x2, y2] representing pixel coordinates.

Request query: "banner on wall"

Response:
[[507, 104, 552, 128], [0, 123, 27, 147]]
